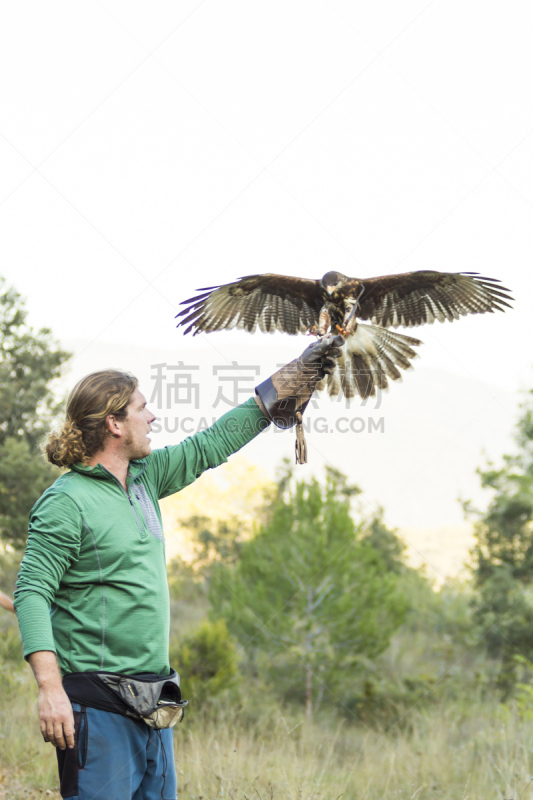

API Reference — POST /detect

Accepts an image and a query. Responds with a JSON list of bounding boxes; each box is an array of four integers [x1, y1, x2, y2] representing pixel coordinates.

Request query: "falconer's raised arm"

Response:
[[144, 397, 271, 499]]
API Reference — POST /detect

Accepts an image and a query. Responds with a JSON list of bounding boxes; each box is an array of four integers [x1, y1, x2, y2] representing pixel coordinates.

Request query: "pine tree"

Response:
[[467, 388, 533, 694], [210, 462, 407, 716]]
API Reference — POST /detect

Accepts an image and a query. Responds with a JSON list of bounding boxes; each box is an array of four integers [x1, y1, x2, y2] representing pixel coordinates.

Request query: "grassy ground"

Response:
[[175, 701, 533, 800], [2, 662, 533, 800], [1, 551, 528, 799]]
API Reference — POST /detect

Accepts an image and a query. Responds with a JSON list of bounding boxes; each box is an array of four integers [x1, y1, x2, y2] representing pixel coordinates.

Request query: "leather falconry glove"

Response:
[[255, 334, 344, 465]]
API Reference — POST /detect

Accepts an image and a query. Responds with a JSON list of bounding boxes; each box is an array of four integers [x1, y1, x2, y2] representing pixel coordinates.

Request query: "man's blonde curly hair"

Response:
[[45, 370, 138, 468]]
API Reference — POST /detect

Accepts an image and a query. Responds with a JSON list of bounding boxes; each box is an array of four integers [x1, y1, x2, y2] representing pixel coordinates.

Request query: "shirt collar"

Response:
[[70, 459, 146, 486]]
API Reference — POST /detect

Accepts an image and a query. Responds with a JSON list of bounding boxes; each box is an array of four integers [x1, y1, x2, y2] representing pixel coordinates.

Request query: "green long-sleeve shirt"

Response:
[[15, 398, 269, 676]]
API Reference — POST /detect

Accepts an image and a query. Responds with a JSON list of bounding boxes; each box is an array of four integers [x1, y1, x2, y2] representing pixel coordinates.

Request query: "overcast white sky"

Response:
[[1, 1, 532, 545]]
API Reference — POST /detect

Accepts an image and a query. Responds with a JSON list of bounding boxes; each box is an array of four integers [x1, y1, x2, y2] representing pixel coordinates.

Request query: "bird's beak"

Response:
[[326, 285, 335, 294]]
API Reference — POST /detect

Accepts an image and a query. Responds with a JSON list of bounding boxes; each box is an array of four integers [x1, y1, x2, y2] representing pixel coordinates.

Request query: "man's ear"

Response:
[[105, 414, 123, 438]]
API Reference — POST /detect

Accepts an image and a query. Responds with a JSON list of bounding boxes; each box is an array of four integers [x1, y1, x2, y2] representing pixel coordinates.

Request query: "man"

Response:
[[14, 335, 342, 800]]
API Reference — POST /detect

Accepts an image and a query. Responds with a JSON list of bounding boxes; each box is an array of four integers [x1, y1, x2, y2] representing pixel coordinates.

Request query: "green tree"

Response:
[[362, 507, 407, 574], [0, 278, 70, 549], [467, 388, 533, 694], [179, 514, 244, 573], [169, 619, 239, 705], [209, 463, 408, 717]]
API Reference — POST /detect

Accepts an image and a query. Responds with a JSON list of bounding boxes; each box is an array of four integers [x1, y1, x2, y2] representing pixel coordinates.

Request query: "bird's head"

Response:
[[321, 271, 348, 295]]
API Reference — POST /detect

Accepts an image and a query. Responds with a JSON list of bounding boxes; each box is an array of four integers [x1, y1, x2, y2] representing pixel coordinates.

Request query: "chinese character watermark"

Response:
[[150, 362, 200, 410], [213, 361, 260, 408], [149, 362, 387, 416]]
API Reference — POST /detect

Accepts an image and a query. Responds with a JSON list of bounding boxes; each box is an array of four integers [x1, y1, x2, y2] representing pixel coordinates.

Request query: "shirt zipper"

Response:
[[127, 492, 144, 534], [100, 466, 145, 536]]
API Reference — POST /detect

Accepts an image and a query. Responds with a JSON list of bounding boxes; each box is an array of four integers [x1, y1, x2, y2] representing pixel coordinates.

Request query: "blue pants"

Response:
[[57, 703, 177, 800]]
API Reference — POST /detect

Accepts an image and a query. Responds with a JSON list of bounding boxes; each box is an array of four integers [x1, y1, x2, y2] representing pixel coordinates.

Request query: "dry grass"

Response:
[[175, 701, 533, 800], [0, 668, 61, 799]]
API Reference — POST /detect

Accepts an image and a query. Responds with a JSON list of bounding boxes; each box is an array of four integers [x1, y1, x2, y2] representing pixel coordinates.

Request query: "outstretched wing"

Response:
[[357, 271, 513, 328], [176, 274, 323, 336]]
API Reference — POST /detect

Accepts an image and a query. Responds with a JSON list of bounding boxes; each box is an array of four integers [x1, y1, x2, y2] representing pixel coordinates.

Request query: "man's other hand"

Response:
[[0, 591, 15, 613], [28, 651, 75, 750]]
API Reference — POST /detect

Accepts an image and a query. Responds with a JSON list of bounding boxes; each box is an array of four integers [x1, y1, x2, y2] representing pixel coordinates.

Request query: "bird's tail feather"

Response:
[[317, 323, 422, 399]]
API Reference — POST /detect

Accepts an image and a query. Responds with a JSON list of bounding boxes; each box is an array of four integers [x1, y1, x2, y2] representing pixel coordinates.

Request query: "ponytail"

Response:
[[45, 419, 86, 468]]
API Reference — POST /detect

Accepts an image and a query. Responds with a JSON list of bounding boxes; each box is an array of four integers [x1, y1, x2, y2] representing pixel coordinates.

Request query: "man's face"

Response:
[[121, 388, 156, 460]]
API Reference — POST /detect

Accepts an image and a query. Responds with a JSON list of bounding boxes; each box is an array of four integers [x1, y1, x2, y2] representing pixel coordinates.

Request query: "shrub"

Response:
[[169, 619, 239, 707]]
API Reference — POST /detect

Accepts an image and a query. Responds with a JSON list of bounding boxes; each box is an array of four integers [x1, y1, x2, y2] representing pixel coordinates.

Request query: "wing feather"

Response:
[[176, 274, 322, 336], [357, 271, 513, 328]]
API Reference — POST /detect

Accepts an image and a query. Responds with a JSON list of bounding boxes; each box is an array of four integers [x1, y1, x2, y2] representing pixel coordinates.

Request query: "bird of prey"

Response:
[[176, 271, 513, 400]]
